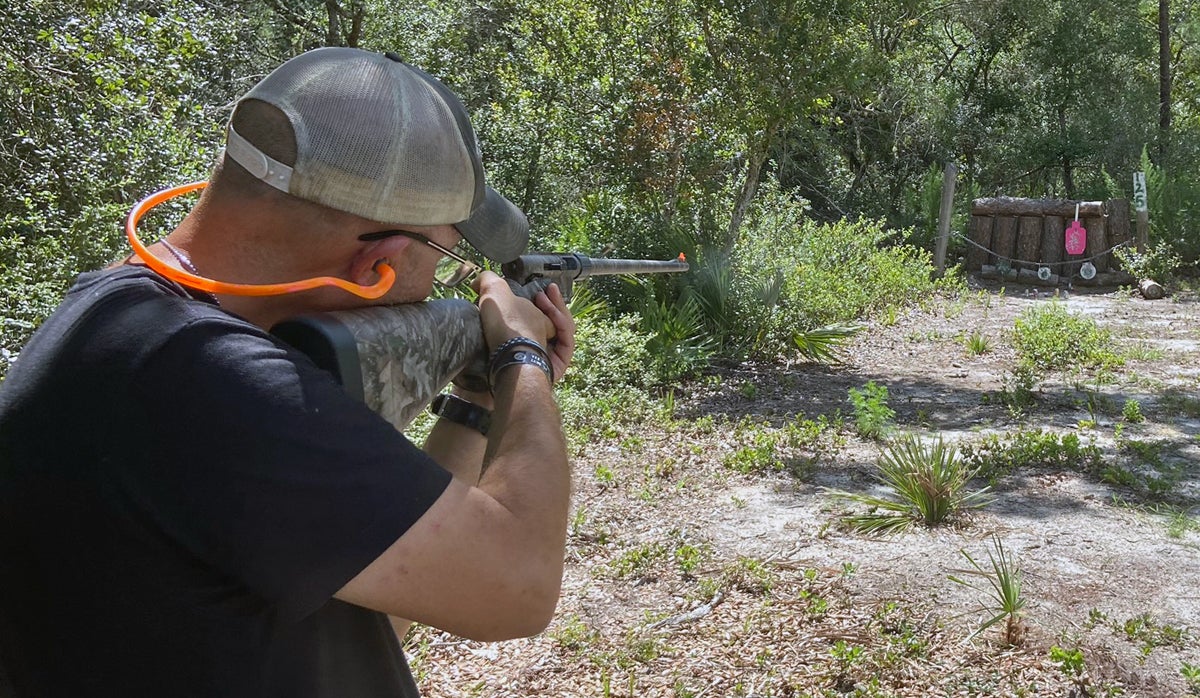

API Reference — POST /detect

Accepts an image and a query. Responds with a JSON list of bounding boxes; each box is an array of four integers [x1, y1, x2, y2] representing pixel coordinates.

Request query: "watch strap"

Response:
[[429, 393, 491, 436]]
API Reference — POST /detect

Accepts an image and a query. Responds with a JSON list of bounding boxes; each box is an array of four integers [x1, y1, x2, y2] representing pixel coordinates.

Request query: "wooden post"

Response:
[[1042, 216, 1065, 271], [1046, 214, 1065, 278], [934, 162, 957, 276], [1133, 172, 1150, 251], [1017, 216, 1041, 270], [967, 215, 992, 270], [1085, 215, 1108, 272], [993, 216, 1019, 269], [1107, 199, 1131, 249]]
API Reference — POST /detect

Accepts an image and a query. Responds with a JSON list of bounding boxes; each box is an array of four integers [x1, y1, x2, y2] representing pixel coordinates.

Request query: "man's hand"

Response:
[[474, 272, 575, 382], [474, 271, 554, 349], [533, 282, 574, 382]]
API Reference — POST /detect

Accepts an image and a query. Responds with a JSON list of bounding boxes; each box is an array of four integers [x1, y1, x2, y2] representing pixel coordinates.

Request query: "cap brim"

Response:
[[455, 187, 528, 263]]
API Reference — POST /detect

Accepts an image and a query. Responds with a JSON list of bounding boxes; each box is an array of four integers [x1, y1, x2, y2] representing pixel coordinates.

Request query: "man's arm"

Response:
[[338, 274, 574, 641], [421, 386, 493, 484], [388, 385, 494, 641]]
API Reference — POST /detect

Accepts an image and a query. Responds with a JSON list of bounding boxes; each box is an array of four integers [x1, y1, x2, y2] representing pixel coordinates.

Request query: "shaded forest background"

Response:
[[3, 0, 1200, 378]]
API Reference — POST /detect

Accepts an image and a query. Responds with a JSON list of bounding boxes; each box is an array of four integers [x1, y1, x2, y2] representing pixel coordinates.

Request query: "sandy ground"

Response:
[[412, 279, 1200, 698]]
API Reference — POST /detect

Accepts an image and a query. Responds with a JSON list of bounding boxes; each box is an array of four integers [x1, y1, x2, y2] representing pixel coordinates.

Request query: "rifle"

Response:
[[270, 252, 688, 431]]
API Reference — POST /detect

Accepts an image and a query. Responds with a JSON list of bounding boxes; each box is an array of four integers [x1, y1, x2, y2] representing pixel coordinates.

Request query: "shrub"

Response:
[[1012, 303, 1123, 376], [828, 435, 992, 534], [722, 186, 939, 360], [960, 429, 1105, 483], [562, 314, 654, 392], [950, 535, 1026, 646], [848, 381, 895, 440]]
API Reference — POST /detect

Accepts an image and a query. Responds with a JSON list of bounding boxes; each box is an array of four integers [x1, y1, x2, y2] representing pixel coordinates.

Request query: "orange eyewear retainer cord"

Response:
[[126, 181, 396, 299]]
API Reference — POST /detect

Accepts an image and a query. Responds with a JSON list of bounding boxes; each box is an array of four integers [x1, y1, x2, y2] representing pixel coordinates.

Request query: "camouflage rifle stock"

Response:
[[270, 252, 688, 432]]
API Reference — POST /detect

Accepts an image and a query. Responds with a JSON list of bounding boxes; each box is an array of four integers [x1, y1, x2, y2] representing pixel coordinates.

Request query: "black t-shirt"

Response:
[[0, 266, 452, 697]]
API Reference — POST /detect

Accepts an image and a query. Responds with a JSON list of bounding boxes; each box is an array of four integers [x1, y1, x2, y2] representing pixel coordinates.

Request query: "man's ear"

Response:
[[349, 235, 414, 284]]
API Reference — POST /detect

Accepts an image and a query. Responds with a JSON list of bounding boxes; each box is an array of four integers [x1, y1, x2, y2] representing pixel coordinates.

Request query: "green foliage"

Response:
[[829, 435, 992, 534], [1113, 240, 1184, 284], [722, 556, 775, 595], [608, 540, 670, 580], [729, 205, 938, 360], [960, 429, 1104, 483], [1118, 613, 1190, 655], [1182, 661, 1200, 695], [1049, 645, 1086, 677], [722, 418, 782, 475], [964, 330, 991, 356], [561, 314, 654, 392], [637, 292, 718, 384], [0, 0, 272, 378], [1122, 398, 1144, 424], [1141, 146, 1200, 263], [847, 381, 895, 440], [550, 614, 600, 653], [7, 0, 1200, 385], [949, 535, 1026, 646], [1012, 303, 1123, 377], [792, 324, 862, 365]]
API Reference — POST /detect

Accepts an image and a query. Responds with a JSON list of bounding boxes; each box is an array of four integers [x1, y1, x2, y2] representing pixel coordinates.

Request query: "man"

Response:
[[0, 47, 575, 697]]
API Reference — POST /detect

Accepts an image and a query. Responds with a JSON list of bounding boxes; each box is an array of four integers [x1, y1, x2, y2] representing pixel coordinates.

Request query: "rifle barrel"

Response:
[[503, 253, 688, 283], [578, 256, 689, 277]]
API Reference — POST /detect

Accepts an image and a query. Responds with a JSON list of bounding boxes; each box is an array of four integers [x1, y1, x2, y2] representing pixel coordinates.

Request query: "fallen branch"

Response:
[[651, 592, 725, 629]]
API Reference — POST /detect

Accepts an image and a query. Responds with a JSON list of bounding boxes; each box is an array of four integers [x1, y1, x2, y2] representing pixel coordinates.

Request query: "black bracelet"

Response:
[[488, 347, 554, 391], [488, 336, 550, 368], [429, 393, 492, 436]]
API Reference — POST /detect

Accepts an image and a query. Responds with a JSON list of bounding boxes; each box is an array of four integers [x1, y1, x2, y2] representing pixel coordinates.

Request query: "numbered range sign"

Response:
[[1065, 219, 1087, 255]]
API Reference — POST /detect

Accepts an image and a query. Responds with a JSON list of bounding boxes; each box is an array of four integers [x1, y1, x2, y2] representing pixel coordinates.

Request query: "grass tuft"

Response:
[[949, 535, 1026, 646], [828, 435, 992, 534]]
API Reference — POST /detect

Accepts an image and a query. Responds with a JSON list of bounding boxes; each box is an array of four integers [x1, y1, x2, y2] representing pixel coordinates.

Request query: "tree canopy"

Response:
[[3, 0, 1198, 375]]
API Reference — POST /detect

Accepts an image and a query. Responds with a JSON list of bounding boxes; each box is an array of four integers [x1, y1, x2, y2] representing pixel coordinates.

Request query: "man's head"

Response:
[[222, 47, 527, 264]]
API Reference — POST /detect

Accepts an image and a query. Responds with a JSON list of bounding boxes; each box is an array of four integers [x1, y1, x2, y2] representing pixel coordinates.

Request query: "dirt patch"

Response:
[[413, 280, 1200, 697]]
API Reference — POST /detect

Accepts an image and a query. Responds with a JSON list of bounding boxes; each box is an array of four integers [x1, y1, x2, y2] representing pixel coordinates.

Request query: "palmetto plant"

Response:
[[828, 435, 992, 534], [949, 535, 1027, 646], [793, 324, 862, 364]]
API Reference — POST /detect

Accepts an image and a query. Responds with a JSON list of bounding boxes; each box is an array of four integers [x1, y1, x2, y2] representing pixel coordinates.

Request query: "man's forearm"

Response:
[[422, 386, 494, 484], [478, 363, 570, 567]]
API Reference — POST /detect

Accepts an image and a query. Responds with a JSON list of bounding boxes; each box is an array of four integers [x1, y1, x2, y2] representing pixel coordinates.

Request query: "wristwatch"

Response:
[[429, 393, 491, 436]]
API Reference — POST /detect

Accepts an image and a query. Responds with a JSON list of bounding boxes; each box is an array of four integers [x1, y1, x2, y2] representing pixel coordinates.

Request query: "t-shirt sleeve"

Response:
[[123, 316, 453, 622]]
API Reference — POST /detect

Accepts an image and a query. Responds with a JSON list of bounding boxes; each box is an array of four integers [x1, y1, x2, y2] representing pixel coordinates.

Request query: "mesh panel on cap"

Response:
[[244, 49, 479, 226]]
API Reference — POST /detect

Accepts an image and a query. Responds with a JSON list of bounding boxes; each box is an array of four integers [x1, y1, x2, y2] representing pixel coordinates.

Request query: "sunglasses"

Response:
[[358, 229, 483, 289]]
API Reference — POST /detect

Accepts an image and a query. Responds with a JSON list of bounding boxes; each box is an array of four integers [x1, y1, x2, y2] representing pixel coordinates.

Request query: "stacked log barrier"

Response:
[[967, 197, 1132, 286], [1042, 216, 1065, 270], [1107, 199, 1131, 263], [1084, 214, 1108, 275]]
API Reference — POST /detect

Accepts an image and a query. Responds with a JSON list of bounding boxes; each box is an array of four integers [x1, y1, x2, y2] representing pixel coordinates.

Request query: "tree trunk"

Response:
[[324, 1, 363, 47], [325, 1, 341, 46], [1159, 0, 1172, 163], [972, 198, 1104, 217], [723, 145, 767, 258], [1058, 104, 1074, 198]]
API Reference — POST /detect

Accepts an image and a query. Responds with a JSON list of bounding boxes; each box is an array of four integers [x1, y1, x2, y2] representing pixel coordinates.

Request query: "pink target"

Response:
[[1065, 220, 1087, 255]]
